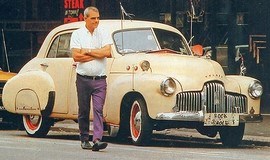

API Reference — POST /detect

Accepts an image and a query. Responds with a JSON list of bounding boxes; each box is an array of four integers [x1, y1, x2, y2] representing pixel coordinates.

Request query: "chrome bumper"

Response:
[[156, 111, 263, 123]]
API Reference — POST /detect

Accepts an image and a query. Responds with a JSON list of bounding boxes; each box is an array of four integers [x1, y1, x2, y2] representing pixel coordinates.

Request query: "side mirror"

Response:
[[191, 44, 204, 56]]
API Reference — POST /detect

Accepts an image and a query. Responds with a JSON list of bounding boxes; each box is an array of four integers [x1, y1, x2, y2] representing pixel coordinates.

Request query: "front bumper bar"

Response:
[[156, 111, 263, 123]]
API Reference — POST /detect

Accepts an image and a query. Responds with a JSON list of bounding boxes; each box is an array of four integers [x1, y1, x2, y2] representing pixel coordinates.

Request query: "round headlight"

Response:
[[160, 78, 176, 96], [248, 80, 263, 99]]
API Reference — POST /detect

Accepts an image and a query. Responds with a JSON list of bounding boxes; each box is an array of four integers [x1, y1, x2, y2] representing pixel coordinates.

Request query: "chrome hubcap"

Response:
[[133, 111, 141, 131]]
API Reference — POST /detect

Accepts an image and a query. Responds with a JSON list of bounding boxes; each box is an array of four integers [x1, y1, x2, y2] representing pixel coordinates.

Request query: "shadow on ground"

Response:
[[33, 130, 270, 149]]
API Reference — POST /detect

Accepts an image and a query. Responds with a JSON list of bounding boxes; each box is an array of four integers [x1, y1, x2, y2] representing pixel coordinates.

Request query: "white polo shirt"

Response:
[[70, 25, 112, 76]]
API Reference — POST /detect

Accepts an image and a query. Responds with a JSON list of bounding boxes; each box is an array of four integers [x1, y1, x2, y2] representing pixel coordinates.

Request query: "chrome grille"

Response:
[[176, 92, 201, 112], [175, 82, 247, 113], [225, 94, 247, 113], [204, 83, 226, 113]]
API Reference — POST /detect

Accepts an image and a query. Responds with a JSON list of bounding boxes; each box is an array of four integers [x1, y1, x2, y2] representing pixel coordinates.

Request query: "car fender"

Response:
[[106, 74, 182, 121], [105, 75, 134, 124], [2, 70, 55, 115], [133, 74, 181, 119], [225, 75, 257, 95], [225, 75, 261, 114]]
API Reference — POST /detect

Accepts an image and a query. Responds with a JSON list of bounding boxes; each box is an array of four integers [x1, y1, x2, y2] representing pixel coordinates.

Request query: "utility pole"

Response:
[[227, 0, 237, 74], [209, 0, 218, 61], [170, 0, 176, 27]]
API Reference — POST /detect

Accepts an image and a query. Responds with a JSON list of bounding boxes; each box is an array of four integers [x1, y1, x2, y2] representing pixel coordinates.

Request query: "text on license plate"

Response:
[[204, 113, 239, 126]]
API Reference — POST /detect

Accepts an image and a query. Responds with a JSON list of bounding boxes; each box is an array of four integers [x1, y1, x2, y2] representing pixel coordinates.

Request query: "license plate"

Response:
[[204, 113, 239, 126]]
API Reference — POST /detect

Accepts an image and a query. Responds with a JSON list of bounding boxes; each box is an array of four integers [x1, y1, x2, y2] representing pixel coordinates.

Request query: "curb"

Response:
[[51, 120, 270, 146]]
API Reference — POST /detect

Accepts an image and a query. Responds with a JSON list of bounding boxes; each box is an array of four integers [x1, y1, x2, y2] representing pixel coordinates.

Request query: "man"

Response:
[[70, 6, 112, 151]]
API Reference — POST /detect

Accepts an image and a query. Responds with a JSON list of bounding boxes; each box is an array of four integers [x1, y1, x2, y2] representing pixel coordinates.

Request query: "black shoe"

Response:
[[92, 140, 108, 151], [81, 141, 92, 150]]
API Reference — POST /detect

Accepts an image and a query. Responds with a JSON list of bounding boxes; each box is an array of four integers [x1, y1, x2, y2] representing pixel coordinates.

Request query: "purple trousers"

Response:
[[76, 75, 107, 142]]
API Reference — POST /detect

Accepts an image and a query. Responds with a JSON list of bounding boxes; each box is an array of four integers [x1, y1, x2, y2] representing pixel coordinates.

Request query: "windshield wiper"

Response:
[[137, 50, 154, 53], [146, 48, 182, 54]]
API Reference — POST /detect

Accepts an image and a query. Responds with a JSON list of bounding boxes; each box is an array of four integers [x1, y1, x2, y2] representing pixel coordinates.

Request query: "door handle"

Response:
[[40, 63, 48, 67]]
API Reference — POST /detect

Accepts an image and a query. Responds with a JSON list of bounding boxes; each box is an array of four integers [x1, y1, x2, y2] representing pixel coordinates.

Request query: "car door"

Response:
[[43, 32, 75, 114]]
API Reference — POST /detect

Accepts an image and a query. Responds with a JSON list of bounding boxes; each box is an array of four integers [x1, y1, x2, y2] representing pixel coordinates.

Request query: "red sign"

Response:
[[64, 0, 85, 23]]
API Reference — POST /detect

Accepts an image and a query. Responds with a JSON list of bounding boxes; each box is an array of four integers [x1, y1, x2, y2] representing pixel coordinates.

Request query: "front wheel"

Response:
[[219, 123, 245, 147], [130, 98, 152, 146], [23, 115, 53, 137]]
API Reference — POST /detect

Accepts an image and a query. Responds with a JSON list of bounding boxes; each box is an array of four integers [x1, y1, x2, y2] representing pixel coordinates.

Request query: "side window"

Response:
[[47, 36, 59, 58], [47, 33, 72, 58]]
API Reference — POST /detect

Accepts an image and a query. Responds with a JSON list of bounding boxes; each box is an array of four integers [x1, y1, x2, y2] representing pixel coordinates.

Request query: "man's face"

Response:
[[85, 10, 100, 30]]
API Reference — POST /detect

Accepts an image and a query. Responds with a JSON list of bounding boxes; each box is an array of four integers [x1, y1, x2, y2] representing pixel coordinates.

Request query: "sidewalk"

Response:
[[53, 115, 270, 144], [245, 114, 270, 137], [242, 114, 270, 144]]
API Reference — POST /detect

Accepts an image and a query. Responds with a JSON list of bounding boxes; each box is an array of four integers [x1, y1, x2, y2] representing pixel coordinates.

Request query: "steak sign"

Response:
[[64, 0, 85, 23]]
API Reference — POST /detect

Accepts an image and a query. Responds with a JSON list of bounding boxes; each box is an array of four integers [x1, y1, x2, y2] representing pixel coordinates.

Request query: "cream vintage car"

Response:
[[0, 68, 22, 128], [2, 20, 263, 147]]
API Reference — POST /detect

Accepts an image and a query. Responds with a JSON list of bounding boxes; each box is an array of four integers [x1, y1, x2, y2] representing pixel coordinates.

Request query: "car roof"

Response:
[[49, 19, 182, 37], [38, 19, 189, 57]]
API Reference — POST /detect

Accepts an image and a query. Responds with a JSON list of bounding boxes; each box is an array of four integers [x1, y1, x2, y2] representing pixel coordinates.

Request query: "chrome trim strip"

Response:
[[239, 114, 263, 123], [156, 111, 204, 121]]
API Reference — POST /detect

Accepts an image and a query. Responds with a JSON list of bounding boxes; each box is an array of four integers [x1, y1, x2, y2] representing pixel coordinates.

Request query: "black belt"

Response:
[[77, 74, 107, 80]]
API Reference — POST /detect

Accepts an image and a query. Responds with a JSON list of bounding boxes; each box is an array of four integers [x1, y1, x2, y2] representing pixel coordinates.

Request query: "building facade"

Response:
[[0, 0, 269, 113]]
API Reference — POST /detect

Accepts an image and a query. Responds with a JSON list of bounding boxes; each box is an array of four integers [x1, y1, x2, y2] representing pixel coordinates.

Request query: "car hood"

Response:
[[111, 53, 239, 92], [147, 54, 224, 76]]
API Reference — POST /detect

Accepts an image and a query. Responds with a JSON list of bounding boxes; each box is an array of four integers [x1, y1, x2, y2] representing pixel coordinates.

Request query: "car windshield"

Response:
[[113, 28, 189, 55]]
